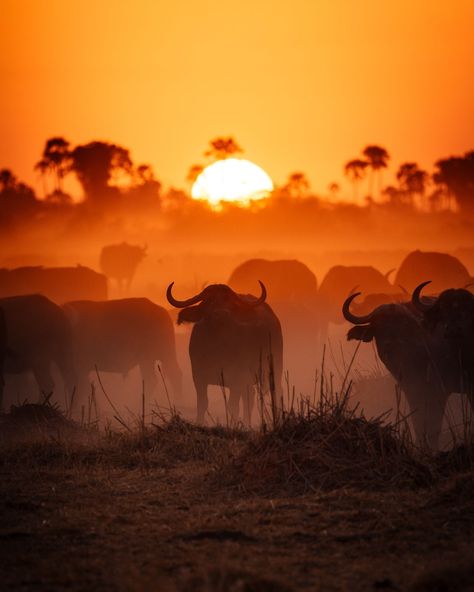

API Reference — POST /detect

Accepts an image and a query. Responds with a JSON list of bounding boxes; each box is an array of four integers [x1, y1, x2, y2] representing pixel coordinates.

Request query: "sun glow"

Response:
[[191, 159, 274, 208]]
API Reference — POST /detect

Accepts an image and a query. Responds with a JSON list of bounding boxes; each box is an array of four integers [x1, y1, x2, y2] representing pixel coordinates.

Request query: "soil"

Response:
[[0, 411, 473, 592]]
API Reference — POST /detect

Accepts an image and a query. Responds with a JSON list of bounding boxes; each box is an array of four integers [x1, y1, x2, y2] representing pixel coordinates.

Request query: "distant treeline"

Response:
[[1, 136, 473, 237]]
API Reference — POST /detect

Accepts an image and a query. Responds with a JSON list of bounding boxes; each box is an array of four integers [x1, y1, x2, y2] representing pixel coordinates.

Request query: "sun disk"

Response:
[[191, 158, 273, 208]]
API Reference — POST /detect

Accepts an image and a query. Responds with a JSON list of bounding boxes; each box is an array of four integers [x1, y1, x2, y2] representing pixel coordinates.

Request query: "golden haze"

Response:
[[1, 0, 473, 197]]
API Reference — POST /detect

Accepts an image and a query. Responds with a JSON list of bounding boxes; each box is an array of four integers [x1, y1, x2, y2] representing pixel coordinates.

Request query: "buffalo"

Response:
[[395, 250, 472, 294], [99, 242, 147, 291], [167, 282, 283, 424], [0, 295, 77, 410], [0, 266, 107, 303], [412, 281, 474, 395], [228, 259, 318, 305], [343, 291, 460, 448], [317, 265, 397, 344], [63, 298, 182, 407], [228, 259, 318, 394]]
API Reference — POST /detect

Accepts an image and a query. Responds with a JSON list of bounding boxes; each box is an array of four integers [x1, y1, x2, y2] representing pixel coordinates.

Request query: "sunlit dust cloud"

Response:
[[191, 158, 274, 208]]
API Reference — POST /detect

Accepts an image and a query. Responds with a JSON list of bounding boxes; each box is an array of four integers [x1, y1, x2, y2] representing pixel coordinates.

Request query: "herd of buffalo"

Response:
[[0, 246, 473, 449]]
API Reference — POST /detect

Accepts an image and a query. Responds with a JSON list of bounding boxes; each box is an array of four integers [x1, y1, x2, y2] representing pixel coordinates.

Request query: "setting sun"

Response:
[[191, 158, 274, 208]]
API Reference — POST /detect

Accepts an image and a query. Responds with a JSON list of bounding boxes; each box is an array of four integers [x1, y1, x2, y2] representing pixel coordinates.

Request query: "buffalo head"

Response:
[[167, 281, 267, 325], [412, 281, 474, 341], [343, 292, 422, 356]]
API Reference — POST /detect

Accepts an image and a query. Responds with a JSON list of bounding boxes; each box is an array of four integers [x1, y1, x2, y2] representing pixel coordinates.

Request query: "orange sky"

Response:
[[1, 0, 473, 199]]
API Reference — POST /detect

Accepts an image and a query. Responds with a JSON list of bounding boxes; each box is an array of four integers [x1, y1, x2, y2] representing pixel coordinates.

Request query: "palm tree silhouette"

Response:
[[362, 145, 389, 199], [204, 137, 243, 161], [283, 172, 310, 198], [396, 162, 429, 209], [433, 151, 474, 211], [34, 159, 49, 197], [35, 137, 71, 193], [344, 159, 368, 202], [0, 169, 17, 192], [328, 182, 340, 200]]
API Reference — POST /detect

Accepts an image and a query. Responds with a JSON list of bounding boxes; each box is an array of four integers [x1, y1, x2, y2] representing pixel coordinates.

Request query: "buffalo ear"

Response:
[[177, 306, 203, 325], [347, 325, 374, 342]]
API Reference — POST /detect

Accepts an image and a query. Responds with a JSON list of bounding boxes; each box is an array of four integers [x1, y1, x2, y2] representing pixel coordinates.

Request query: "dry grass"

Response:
[[0, 392, 473, 592], [217, 389, 439, 495], [1, 390, 472, 494], [0, 402, 248, 471]]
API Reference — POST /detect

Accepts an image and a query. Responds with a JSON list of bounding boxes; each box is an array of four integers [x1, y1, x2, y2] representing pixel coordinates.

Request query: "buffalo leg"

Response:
[[406, 388, 446, 449], [55, 349, 78, 412], [32, 362, 55, 402], [242, 386, 255, 426], [228, 386, 241, 424], [160, 357, 183, 402], [194, 380, 208, 424], [75, 370, 95, 420]]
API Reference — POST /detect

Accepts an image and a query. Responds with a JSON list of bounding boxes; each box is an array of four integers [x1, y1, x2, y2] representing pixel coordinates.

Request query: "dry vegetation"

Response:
[[0, 391, 473, 591]]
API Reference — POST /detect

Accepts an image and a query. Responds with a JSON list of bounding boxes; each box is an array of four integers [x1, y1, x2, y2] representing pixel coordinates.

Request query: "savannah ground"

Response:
[[1, 398, 473, 592]]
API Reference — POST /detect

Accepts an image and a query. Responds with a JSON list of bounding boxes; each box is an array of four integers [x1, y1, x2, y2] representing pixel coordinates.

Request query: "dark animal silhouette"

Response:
[[0, 295, 76, 410], [343, 292, 464, 448], [228, 259, 318, 305], [350, 291, 408, 316], [0, 266, 107, 303], [99, 242, 147, 291], [317, 265, 396, 342], [395, 250, 472, 294], [228, 259, 318, 392], [412, 281, 474, 397], [64, 298, 181, 405], [167, 282, 283, 424]]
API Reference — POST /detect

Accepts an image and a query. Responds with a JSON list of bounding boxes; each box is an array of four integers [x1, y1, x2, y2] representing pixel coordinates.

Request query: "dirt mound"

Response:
[[218, 398, 432, 495], [0, 402, 82, 443]]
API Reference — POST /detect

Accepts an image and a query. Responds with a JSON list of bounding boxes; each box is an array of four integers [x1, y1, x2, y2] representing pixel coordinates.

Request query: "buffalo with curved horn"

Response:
[[167, 282, 283, 424], [412, 281, 474, 399], [343, 291, 461, 449]]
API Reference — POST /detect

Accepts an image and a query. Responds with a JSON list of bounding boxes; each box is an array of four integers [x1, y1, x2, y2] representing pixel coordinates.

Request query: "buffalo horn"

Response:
[[411, 281, 434, 312], [342, 292, 375, 325], [166, 282, 205, 308], [238, 280, 267, 306]]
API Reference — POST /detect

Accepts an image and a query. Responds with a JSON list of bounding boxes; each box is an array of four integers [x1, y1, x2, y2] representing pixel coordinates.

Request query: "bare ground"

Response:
[[0, 407, 473, 592]]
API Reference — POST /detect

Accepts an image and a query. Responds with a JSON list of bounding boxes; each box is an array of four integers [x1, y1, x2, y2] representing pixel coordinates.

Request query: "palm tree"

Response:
[[204, 137, 243, 161], [396, 162, 429, 209], [433, 151, 474, 212], [283, 172, 310, 198], [35, 137, 71, 192], [328, 182, 340, 200], [344, 159, 368, 202], [34, 159, 49, 197], [362, 145, 390, 199], [0, 169, 17, 192]]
